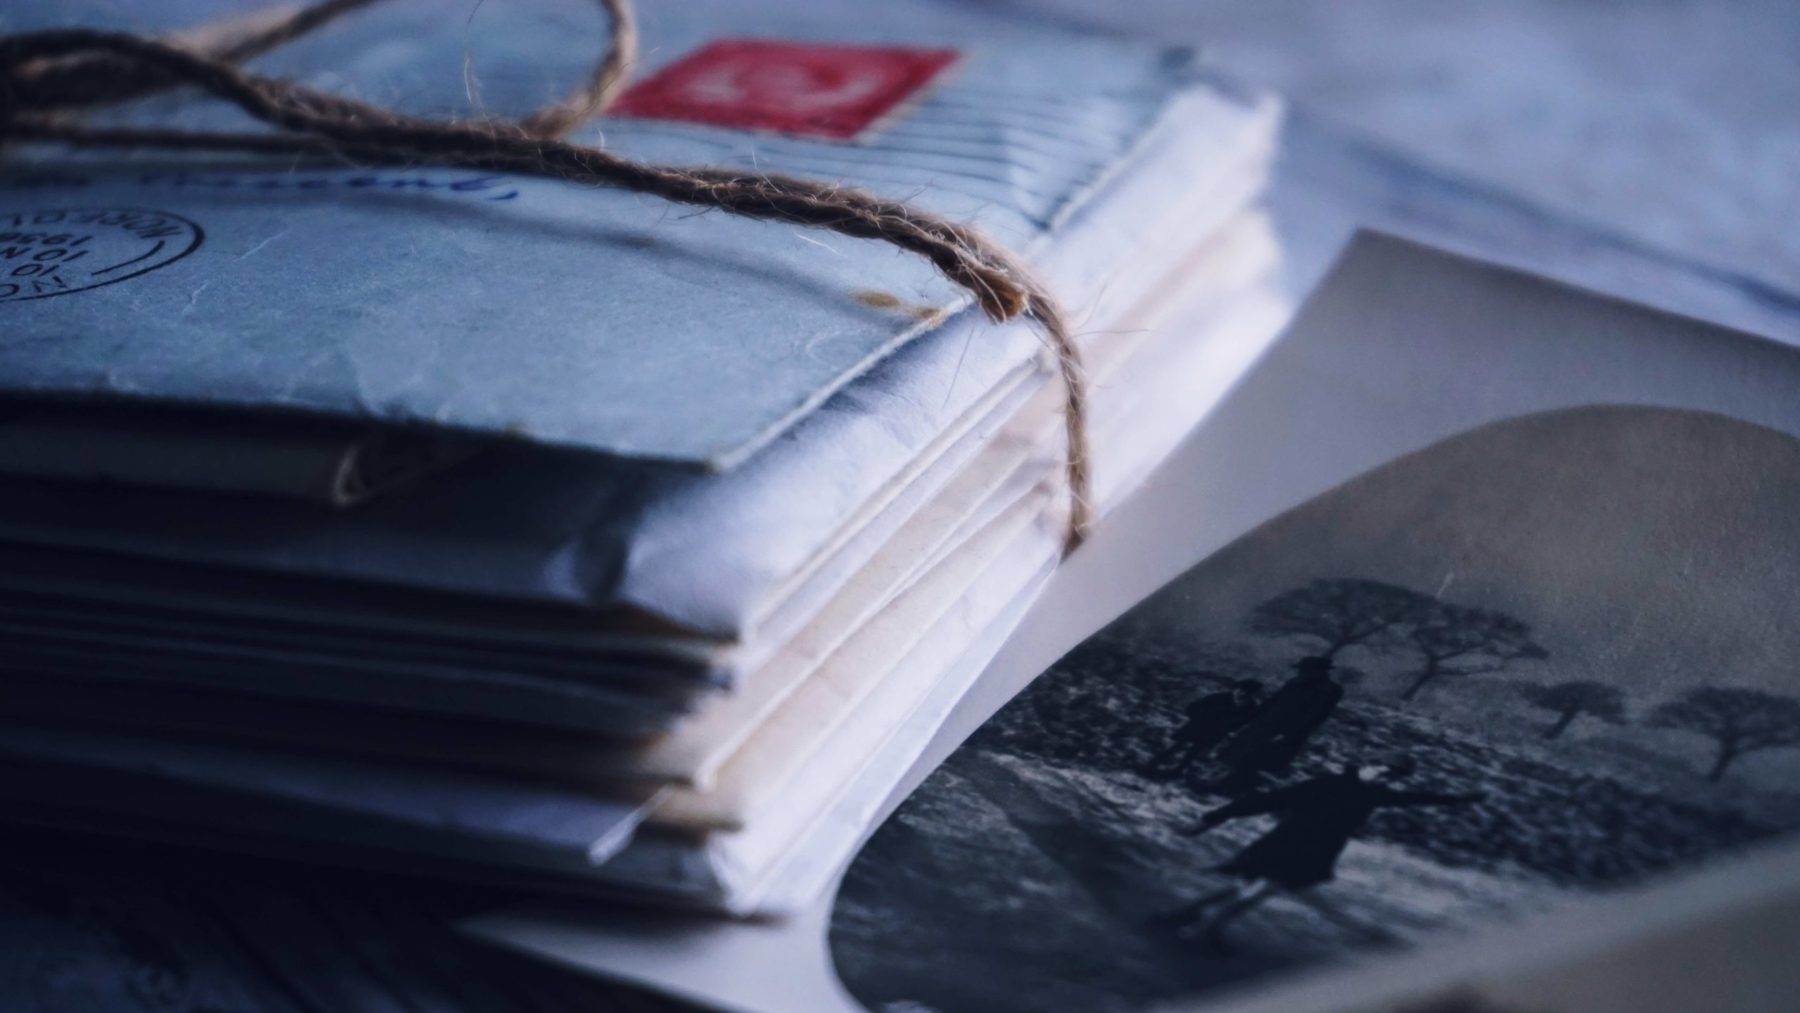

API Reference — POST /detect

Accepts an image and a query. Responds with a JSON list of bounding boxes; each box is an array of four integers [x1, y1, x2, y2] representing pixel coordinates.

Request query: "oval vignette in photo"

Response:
[[830, 405, 1800, 1013]]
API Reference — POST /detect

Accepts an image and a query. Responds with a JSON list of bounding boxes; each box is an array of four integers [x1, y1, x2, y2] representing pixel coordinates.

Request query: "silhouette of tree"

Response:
[[1650, 687, 1800, 781], [1400, 603, 1547, 702], [1518, 680, 1626, 739], [1247, 579, 1430, 662]]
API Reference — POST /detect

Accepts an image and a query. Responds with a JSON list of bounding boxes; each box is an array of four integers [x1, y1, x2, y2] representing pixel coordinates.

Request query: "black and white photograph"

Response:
[[831, 403, 1800, 1013]]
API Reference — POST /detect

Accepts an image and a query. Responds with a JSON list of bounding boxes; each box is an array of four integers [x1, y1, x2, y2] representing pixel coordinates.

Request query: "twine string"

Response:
[[0, 0, 1092, 548]]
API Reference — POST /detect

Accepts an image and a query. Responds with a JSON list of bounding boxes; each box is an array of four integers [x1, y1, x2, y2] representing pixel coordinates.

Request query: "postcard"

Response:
[[829, 234, 1800, 1012]]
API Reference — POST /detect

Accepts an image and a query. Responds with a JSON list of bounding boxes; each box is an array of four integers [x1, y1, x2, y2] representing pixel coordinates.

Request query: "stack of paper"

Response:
[[0, 0, 1288, 915]]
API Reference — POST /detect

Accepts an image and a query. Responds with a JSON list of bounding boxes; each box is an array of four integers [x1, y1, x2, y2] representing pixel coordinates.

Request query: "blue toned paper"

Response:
[[0, 0, 1190, 467]]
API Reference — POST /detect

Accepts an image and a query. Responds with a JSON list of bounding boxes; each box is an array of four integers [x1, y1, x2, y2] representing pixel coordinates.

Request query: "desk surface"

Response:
[[1017, 0, 1799, 301], [0, 826, 687, 1012]]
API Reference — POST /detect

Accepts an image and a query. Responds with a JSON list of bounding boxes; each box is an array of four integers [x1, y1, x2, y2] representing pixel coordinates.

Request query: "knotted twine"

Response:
[[0, 0, 1094, 549]]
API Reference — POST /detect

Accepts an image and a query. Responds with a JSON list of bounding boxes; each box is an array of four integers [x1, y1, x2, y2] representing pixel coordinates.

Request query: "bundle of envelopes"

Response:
[[0, 0, 1287, 914]]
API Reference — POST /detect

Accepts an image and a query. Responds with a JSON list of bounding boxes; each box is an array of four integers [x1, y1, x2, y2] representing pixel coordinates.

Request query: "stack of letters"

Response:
[[0, 0, 1286, 915]]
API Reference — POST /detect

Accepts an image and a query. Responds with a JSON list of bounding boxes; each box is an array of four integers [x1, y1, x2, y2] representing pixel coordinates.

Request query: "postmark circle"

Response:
[[0, 208, 203, 304]]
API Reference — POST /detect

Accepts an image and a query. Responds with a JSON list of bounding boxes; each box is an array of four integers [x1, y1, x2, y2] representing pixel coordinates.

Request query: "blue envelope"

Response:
[[0, 0, 1190, 467]]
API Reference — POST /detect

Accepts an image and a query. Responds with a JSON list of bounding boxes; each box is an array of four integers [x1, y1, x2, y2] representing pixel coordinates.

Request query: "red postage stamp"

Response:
[[612, 39, 957, 140]]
